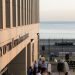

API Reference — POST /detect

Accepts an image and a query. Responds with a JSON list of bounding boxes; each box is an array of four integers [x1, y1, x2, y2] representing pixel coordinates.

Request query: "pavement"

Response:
[[51, 63, 75, 75], [52, 71, 75, 75]]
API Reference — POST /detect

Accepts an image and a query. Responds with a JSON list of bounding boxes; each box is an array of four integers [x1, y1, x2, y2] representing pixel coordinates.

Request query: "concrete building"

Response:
[[0, 0, 39, 75], [39, 39, 75, 57]]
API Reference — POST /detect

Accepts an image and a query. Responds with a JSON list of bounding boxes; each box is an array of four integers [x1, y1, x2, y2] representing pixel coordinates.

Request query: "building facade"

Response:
[[39, 39, 75, 57], [0, 0, 39, 75]]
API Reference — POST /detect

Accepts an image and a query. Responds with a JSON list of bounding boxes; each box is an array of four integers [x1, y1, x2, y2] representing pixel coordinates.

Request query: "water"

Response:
[[39, 22, 75, 39]]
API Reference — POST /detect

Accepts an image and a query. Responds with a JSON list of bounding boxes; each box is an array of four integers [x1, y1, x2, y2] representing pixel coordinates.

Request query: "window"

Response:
[[7, 42, 12, 51], [31, 0, 33, 24], [12, 0, 16, 27], [25, 0, 26, 25], [3, 45, 7, 54], [17, 0, 20, 26], [0, 47, 2, 57], [14, 39, 18, 47], [6, 0, 10, 28], [0, 0, 3, 29], [27, 0, 29, 24], [22, 0, 23, 25], [23, 0, 25, 25], [29, 0, 30, 24]]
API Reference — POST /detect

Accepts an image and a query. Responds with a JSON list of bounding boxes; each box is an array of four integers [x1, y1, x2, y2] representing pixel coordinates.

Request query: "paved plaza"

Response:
[[52, 71, 75, 75], [51, 63, 75, 75]]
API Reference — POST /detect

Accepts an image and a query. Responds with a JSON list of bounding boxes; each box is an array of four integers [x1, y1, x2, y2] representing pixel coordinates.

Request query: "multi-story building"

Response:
[[0, 0, 39, 75]]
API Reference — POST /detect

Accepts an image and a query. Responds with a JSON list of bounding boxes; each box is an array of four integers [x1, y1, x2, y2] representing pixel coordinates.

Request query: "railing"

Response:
[[67, 61, 75, 71], [39, 33, 75, 60]]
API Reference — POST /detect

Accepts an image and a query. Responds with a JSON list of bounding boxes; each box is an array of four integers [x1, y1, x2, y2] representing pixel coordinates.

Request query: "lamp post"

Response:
[[48, 38, 50, 61], [49, 33, 51, 61], [62, 38, 64, 59]]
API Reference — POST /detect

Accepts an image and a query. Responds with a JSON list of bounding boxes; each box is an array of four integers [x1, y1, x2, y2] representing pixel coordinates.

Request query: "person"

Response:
[[48, 72, 51, 75], [54, 58, 57, 63], [33, 61, 38, 75], [47, 63, 51, 75], [65, 72, 68, 75], [64, 61, 69, 73], [36, 70, 41, 75], [41, 60, 48, 73], [57, 59, 64, 72], [42, 68, 48, 75], [28, 66, 33, 75], [38, 58, 42, 72]]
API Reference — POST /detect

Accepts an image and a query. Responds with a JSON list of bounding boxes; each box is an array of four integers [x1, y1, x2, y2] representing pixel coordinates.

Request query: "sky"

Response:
[[40, 0, 75, 21]]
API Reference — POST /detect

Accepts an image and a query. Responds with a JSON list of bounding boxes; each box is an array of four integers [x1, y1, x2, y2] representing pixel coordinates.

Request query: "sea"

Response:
[[39, 21, 75, 39]]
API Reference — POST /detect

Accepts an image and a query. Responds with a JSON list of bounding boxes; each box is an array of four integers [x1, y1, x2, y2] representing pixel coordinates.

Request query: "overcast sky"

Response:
[[40, 0, 75, 21]]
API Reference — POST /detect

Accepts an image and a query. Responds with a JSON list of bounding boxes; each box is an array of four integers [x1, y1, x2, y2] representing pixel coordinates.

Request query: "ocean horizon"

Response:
[[39, 21, 75, 39]]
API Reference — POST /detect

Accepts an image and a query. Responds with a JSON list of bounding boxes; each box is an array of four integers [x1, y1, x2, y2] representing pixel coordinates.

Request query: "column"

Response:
[[2, 0, 6, 29], [37, 0, 39, 23], [25, 46, 27, 75]]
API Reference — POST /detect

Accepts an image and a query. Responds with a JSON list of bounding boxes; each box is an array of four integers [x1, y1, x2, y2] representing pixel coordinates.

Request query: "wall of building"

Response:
[[0, 0, 39, 74]]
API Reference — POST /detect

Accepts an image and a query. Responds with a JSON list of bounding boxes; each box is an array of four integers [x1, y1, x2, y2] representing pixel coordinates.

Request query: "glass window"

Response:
[[17, 0, 20, 26], [29, 0, 30, 24], [31, 0, 33, 24], [0, 0, 3, 29], [27, 0, 29, 24], [22, 0, 23, 25], [25, 0, 26, 25], [0, 47, 2, 57], [3, 45, 7, 54], [6, 0, 10, 28], [12, 0, 16, 27]]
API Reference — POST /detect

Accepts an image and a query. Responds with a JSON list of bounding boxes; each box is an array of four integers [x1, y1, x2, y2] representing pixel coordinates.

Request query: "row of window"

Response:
[[0, 0, 39, 29], [0, 33, 29, 57]]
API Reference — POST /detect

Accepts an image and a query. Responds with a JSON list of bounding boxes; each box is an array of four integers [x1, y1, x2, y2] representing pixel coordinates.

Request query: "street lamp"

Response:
[[62, 38, 64, 59]]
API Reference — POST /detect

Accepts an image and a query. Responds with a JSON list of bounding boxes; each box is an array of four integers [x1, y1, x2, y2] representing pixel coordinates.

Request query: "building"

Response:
[[0, 0, 39, 75], [39, 39, 75, 57]]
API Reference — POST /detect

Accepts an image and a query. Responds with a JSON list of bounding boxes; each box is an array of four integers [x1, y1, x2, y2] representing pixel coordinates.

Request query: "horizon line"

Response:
[[40, 21, 75, 23]]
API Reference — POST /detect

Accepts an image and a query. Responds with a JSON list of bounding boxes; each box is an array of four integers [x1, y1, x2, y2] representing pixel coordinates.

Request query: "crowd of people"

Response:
[[27, 58, 51, 75]]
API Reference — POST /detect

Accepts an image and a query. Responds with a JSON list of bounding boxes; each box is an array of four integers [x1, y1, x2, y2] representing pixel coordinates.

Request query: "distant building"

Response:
[[39, 39, 75, 57], [0, 0, 39, 75]]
